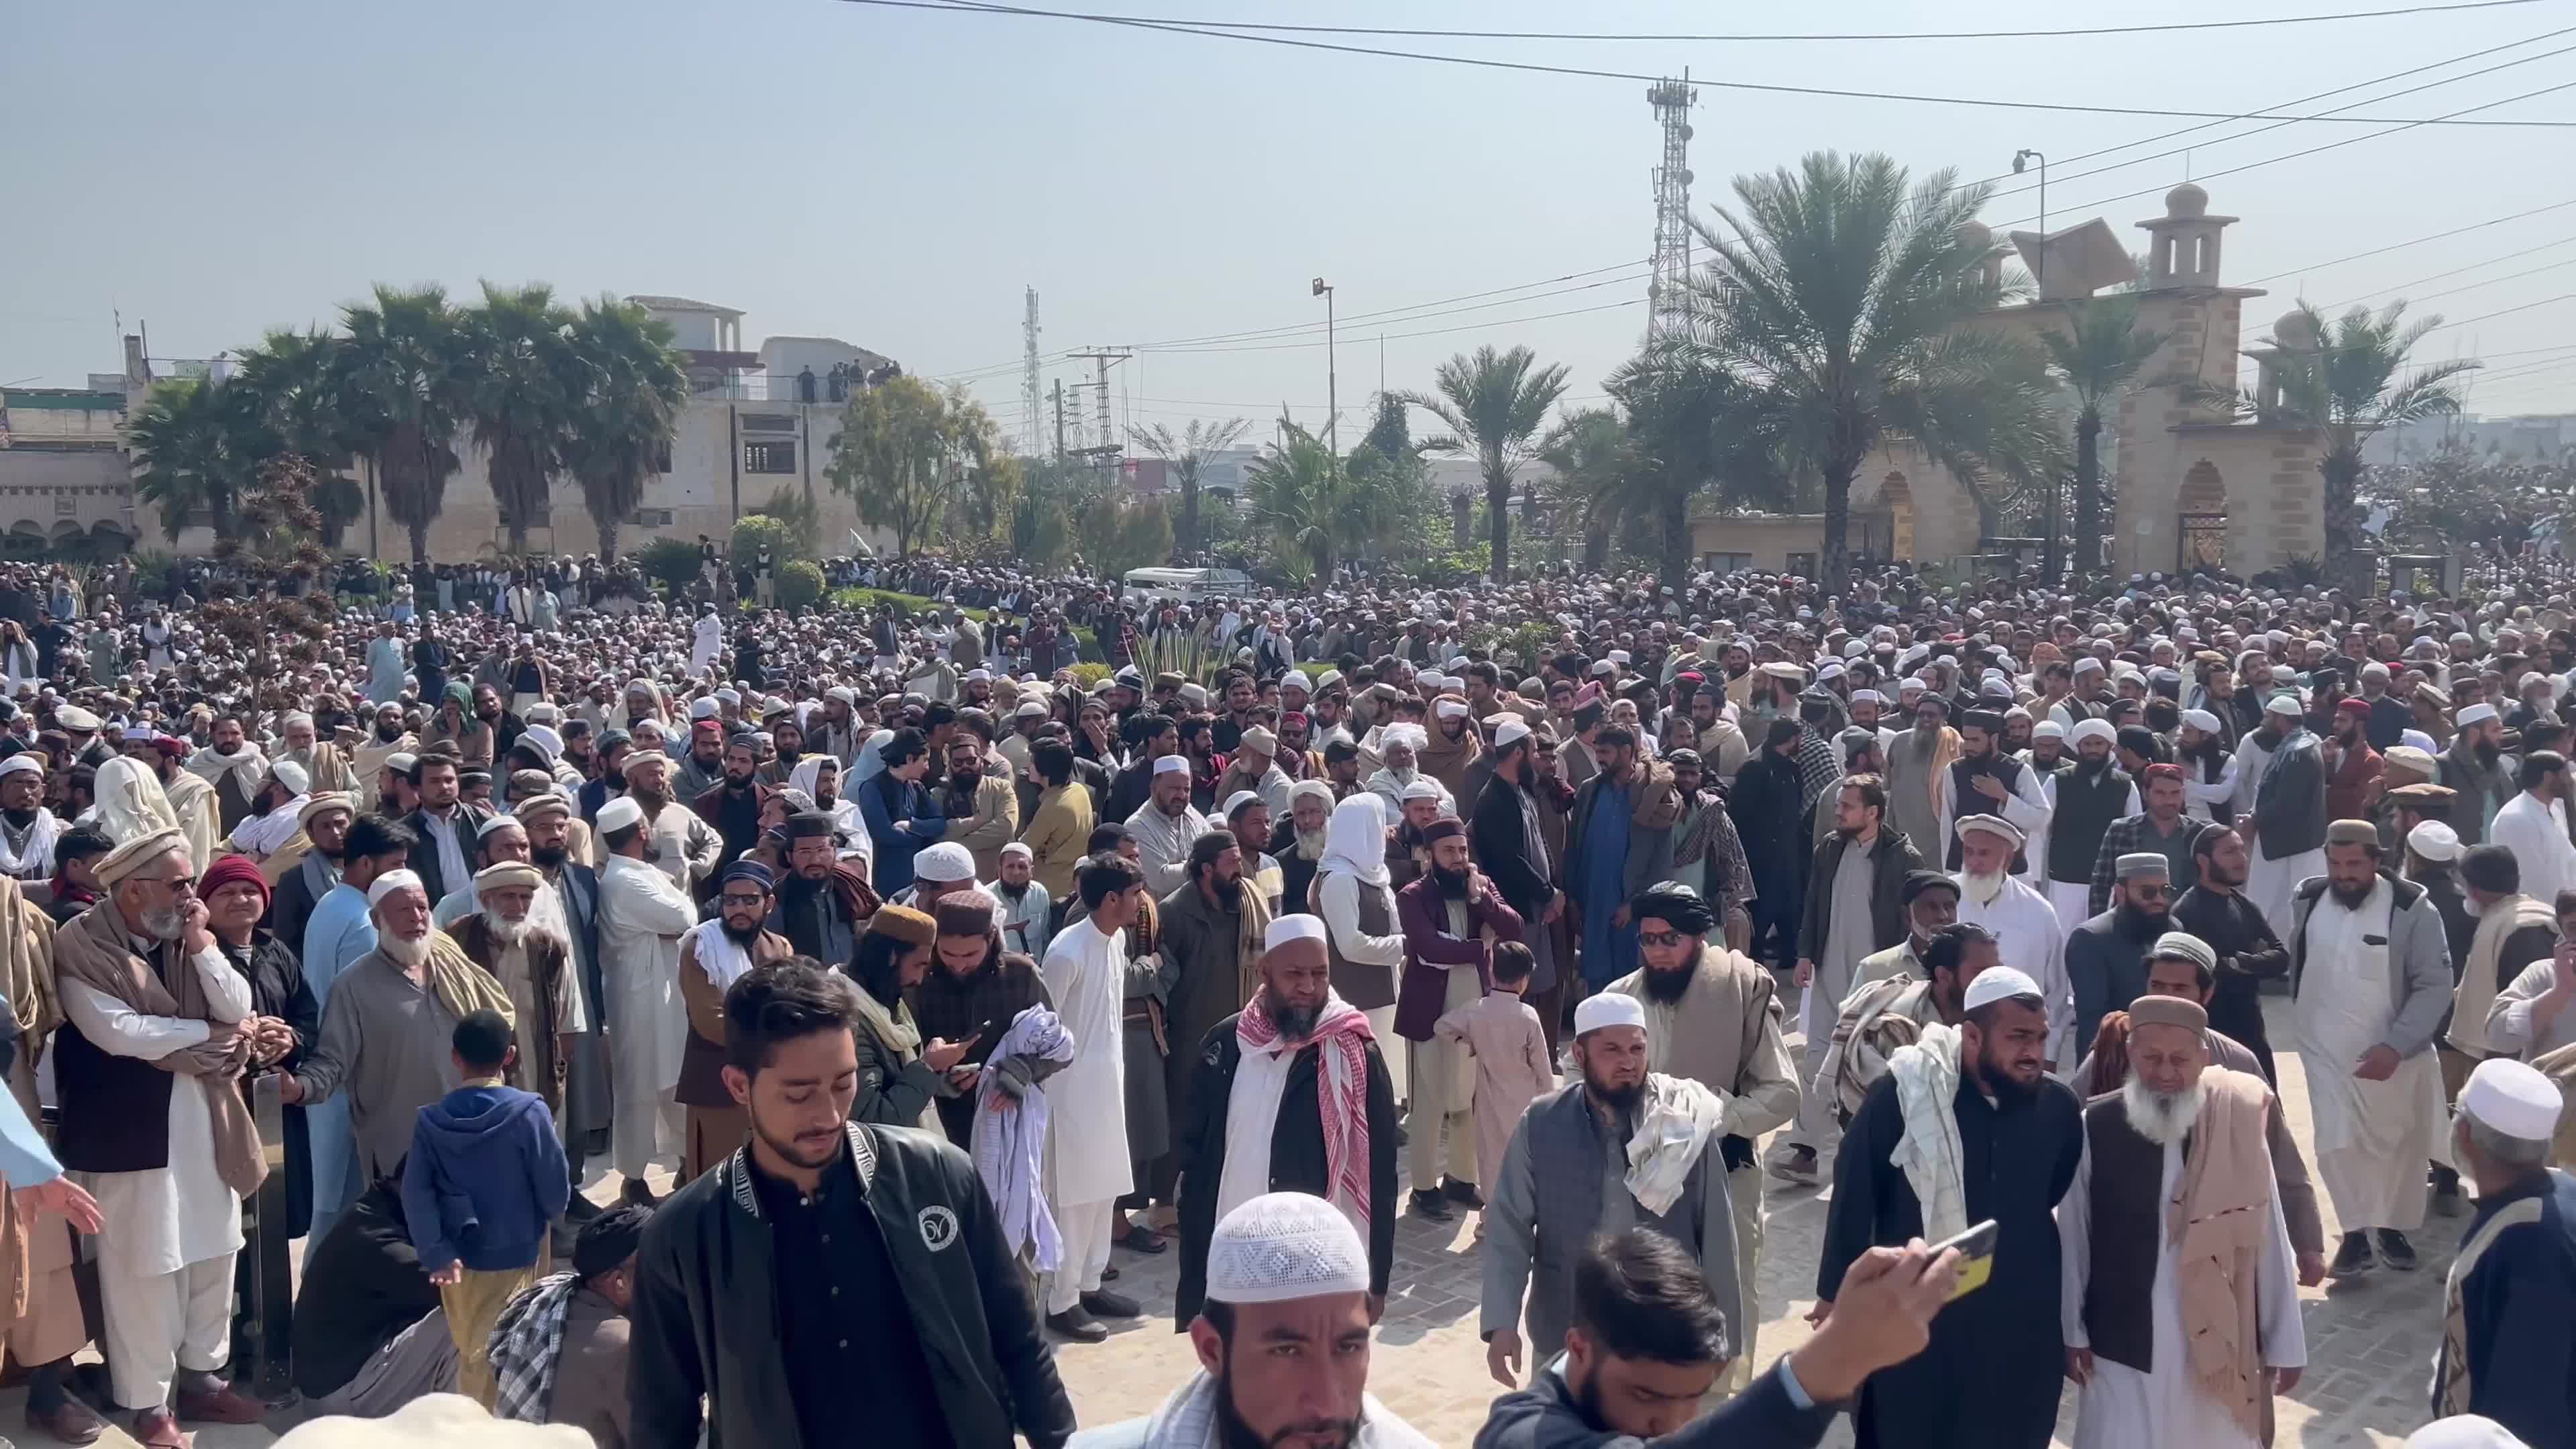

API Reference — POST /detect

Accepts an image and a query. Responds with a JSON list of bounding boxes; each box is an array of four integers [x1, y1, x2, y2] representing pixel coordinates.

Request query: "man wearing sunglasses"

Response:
[[2068, 853, 2178, 1061]]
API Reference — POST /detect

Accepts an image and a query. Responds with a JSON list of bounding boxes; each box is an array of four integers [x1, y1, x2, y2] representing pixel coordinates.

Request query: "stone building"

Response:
[[0, 355, 145, 563], [1693, 183, 2327, 580]]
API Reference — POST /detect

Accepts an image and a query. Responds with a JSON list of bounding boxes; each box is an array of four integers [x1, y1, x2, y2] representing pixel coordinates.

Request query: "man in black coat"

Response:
[[292, 1177, 454, 1413], [1728, 719, 1809, 972], [402, 750, 494, 907], [629, 960, 1073, 1449], [1817, 957, 2084, 1449]]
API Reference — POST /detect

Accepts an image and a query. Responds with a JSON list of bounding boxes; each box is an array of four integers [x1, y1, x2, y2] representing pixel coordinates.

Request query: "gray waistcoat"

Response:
[[1521, 1083, 1710, 1354]]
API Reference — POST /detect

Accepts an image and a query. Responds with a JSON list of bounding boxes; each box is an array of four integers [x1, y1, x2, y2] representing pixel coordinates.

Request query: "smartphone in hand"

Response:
[[1929, 1219, 2000, 1302]]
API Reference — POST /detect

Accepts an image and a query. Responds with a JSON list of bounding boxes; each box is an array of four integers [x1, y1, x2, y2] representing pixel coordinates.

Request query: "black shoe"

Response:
[[1081, 1289, 1141, 1319], [2329, 1230, 2375, 1277], [1408, 1188, 1453, 1221], [619, 1178, 659, 1208], [1099, 1264, 1120, 1282], [1120, 1224, 1168, 1254], [2430, 1165, 2467, 1217], [1045, 1307, 1108, 1343], [1443, 1177, 1485, 1208], [2376, 1229, 2420, 1271]]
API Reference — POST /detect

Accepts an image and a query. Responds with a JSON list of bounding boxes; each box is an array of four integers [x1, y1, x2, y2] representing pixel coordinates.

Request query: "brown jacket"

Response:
[[445, 914, 577, 1107], [675, 928, 795, 1108]]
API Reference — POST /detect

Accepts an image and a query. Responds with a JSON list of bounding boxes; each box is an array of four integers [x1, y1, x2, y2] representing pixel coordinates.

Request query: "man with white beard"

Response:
[[2059, 994, 2304, 1449], [443, 861, 579, 1123], [2288, 821, 2457, 1277], [1364, 725, 1454, 817], [1953, 814, 2077, 1072]]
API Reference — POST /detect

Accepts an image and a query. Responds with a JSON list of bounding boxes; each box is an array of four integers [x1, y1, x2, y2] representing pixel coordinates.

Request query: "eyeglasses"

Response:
[[129, 873, 195, 894], [1638, 929, 1690, 948], [718, 891, 769, 908], [2127, 883, 2174, 901]]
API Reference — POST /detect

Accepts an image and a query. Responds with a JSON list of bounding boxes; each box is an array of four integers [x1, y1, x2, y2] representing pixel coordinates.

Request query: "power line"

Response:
[[2323, 247, 2576, 309], [2316, 232, 2576, 307], [1124, 265, 1653, 352], [2240, 196, 2576, 284], [2420, 290, 2576, 333], [926, 0, 2543, 44], [1134, 299, 1644, 355], [848, 0, 2576, 125]]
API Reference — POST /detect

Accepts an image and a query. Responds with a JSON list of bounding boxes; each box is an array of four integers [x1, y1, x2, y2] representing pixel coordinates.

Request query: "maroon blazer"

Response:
[[1391, 871, 1525, 1042]]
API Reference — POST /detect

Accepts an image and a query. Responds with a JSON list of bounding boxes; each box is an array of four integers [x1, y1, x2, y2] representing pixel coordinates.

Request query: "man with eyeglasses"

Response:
[[2068, 854, 2179, 1060]]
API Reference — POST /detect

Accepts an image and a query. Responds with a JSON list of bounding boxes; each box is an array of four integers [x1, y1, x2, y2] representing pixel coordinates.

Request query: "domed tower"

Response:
[[2136, 182, 2238, 288], [2257, 307, 2320, 415], [1957, 219, 2002, 292]]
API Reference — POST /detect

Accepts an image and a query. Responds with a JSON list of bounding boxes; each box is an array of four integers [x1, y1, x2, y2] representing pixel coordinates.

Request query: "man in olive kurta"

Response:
[[1152, 839, 1260, 1201]]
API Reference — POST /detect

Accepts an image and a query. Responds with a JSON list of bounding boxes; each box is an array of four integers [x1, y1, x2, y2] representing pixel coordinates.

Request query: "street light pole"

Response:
[[2012, 149, 2047, 277], [1312, 277, 1337, 466], [2015, 148, 2057, 580]]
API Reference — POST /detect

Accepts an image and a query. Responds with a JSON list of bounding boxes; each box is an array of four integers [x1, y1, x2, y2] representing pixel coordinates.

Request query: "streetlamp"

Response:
[[2012, 148, 2047, 262], [1312, 277, 1337, 466], [2017, 147, 2057, 580]]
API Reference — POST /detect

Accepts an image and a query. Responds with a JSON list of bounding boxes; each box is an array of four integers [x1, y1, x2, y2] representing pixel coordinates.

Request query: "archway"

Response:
[[2178, 461, 2226, 572], [1877, 472, 1917, 559]]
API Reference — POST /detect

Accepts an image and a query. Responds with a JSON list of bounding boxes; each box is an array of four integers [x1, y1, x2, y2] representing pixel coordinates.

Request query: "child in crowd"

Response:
[[1434, 941, 1555, 1224]]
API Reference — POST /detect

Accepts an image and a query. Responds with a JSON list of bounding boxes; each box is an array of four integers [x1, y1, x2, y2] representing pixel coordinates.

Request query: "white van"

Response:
[[1122, 566, 1254, 603]]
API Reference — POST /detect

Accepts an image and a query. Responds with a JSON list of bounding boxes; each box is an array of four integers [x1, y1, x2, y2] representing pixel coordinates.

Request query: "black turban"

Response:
[[1629, 883, 1716, 936], [574, 1203, 653, 1280]]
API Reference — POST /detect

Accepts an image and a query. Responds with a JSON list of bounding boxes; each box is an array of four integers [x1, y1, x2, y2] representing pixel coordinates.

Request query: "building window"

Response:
[[52, 494, 75, 517], [745, 441, 796, 474], [741, 413, 796, 434], [1701, 551, 1750, 574], [626, 508, 676, 528]]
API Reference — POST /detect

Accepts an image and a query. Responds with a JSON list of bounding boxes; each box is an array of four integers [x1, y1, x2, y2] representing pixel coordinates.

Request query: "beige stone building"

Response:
[[1692, 183, 2326, 580]]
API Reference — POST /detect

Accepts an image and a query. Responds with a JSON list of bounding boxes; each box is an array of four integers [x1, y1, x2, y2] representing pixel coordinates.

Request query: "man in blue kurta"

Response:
[[2431, 1057, 2576, 1447]]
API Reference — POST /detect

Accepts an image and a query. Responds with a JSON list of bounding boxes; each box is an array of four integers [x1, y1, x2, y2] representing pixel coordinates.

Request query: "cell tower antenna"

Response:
[[1066, 348, 1132, 470], [1021, 288, 1043, 458], [1646, 70, 1699, 338]]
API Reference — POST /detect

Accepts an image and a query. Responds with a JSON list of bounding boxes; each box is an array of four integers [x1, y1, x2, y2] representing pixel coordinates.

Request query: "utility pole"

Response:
[[1065, 349, 1132, 480], [1311, 278, 1337, 464], [1646, 70, 1699, 337], [1051, 380, 1067, 461], [1020, 288, 1043, 459]]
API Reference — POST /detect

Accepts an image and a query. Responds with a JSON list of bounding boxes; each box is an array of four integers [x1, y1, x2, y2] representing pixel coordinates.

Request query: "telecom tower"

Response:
[[1646, 72, 1698, 337], [1020, 288, 1043, 459]]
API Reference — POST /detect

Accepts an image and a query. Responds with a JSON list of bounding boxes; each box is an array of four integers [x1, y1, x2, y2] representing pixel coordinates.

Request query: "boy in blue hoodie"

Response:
[[404, 1008, 570, 1407]]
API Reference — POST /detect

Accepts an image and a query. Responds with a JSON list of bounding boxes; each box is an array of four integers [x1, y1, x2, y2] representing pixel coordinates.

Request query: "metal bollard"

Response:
[[240, 1071, 295, 1403]]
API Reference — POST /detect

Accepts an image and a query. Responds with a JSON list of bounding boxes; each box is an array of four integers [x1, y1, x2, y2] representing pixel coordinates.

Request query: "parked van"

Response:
[[1122, 567, 1254, 603]]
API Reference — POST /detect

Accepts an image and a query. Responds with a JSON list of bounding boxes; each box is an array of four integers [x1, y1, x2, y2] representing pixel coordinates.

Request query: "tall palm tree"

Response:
[[232, 329, 367, 547], [2039, 294, 2167, 577], [1606, 344, 1787, 591], [332, 284, 470, 564], [561, 297, 688, 561], [1538, 407, 1629, 572], [1401, 345, 1569, 579], [2227, 300, 2478, 589], [1670, 150, 2059, 592], [462, 282, 578, 555], [127, 375, 261, 542], [1126, 417, 1248, 559], [1245, 418, 1402, 582]]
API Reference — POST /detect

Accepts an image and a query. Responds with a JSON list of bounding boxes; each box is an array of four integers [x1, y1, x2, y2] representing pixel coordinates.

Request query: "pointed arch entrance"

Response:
[[2178, 461, 2226, 572]]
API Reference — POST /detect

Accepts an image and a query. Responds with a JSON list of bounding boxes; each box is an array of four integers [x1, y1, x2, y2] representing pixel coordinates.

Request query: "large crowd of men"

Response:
[[0, 548, 2561, 1446]]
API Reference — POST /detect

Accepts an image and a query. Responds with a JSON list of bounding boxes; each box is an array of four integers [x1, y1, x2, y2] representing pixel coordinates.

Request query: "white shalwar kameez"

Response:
[[2057, 1128, 2306, 1449], [1955, 873, 2076, 1070], [2294, 878, 2450, 1232], [59, 942, 254, 1410], [1040, 915, 1131, 1316], [690, 614, 722, 678], [599, 853, 698, 1179]]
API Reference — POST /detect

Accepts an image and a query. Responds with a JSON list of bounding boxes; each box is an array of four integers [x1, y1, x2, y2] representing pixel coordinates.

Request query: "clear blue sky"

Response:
[[5, 0, 2573, 435]]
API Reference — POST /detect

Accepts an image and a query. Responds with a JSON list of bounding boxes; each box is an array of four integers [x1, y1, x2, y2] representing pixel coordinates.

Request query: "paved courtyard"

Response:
[[0, 998, 2455, 1446]]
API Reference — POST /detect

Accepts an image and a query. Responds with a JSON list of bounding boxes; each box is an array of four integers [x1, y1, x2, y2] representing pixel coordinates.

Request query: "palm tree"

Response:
[[1126, 417, 1248, 559], [2039, 294, 2167, 578], [561, 297, 688, 561], [462, 282, 577, 555], [127, 375, 261, 542], [2224, 301, 2478, 590], [233, 329, 367, 547], [1401, 345, 1569, 579], [1245, 418, 1405, 582], [1670, 150, 2061, 593], [332, 284, 471, 565], [1605, 345, 1788, 591], [1538, 407, 1629, 572]]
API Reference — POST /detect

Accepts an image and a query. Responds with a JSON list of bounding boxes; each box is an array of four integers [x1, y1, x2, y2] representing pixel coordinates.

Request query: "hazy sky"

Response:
[[7, 0, 2574, 441]]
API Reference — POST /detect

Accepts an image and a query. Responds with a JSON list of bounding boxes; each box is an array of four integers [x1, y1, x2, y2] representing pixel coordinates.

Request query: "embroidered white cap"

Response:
[[1572, 991, 1647, 1038], [596, 796, 646, 835], [913, 842, 977, 883], [1962, 965, 2043, 1012], [2461, 1057, 2563, 1143], [1493, 718, 1532, 750], [1203, 1191, 1371, 1306], [1153, 754, 1190, 777], [366, 869, 425, 907], [1264, 913, 1328, 952]]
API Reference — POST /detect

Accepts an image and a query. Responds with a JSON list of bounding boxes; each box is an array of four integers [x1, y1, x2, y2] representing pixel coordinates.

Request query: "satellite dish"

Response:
[[1680, 123, 1694, 140]]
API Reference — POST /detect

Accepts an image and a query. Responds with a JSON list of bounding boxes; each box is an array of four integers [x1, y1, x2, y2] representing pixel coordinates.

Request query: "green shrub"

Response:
[[776, 559, 825, 610], [1069, 662, 1111, 690], [732, 513, 802, 566], [636, 537, 702, 594]]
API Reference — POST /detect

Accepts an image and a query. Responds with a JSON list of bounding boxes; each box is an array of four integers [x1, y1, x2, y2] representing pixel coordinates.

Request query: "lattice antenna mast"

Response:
[[1646, 71, 1698, 338], [1021, 288, 1043, 458]]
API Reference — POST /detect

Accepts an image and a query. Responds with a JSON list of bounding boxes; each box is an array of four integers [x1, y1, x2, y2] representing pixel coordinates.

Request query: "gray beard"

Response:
[[380, 931, 432, 967], [479, 910, 529, 948], [2122, 1075, 2207, 1148], [1909, 730, 1937, 759]]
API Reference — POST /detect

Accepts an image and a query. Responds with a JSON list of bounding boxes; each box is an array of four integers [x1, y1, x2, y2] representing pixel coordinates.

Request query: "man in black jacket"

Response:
[[1727, 720, 1809, 973], [1472, 1228, 1962, 1449], [292, 1176, 457, 1414], [628, 959, 1074, 1449], [2169, 826, 2291, 1085], [403, 748, 493, 907], [1474, 719, 1563, 1032]]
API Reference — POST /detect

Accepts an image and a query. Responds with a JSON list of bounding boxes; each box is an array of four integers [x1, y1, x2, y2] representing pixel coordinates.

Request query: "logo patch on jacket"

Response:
[[919, 1204, 960, 1252]]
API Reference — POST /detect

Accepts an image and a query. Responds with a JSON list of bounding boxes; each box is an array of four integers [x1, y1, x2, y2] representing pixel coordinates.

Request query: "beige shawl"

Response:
[[50, 901, 265, 1199], [421, 928, 517, 1030], [2171, 1067, 2276, 1442], [2452, 895, 2557, 1059]]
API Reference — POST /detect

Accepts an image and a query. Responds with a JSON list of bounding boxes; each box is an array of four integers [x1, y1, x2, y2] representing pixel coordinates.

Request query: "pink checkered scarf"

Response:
[[1235, 989, 1377, 1232]]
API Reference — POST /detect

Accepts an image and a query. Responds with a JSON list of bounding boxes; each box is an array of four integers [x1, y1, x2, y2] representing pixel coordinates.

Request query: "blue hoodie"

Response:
[[402, 1082, 570, 1274]]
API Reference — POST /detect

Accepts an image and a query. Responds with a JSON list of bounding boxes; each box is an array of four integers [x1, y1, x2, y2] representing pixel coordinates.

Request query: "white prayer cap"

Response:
[[2406, 1415, 2532, 1448], [2263, 693, 2303, 718], [1014, 700, 1046, 719], [1493, 718, 1532, 750], [1000, 841, 1032, 861], [478, 814, 526, 839], [273, 1391, 596, 1449], [714, 688, 742, 705], [1281, 670, 1311, 692], [2180, 708, 2223, 734], [1203, 1191, 1371, 1307], [2070, 718, 2117, 747], [1400, 779, 1442, 802], [1590, 660, 1616, 677], [1962, 965, 2043, 1013], [2402, 728, 2440, 754], [0, 756, 40, 782], [689, 697, 721, 720], [1265, 913, 1329, 953], [2033, 720, 2067, 741], [1954, 814, 2024, 847], [826, 686, 857, 704], [914, 843, 977, 883], [596, 796, 645, 835], [1222, 790, 1262, 818], [1238, 725, 1278, 755], [1382, 724, 1428, 751], [2461, 1057, 2563, 1143], [1153, 754, 1190, 777], [385, 753, 419, 776], [270, 760, 310, 796], [1434, 699, 1469, 720], [1572, 991, 1647, 1038], [367, 869, 425, 907], [2458, 702, 2500, 727], [2070, 657, 2105, 676], [2408, 820, 2461, 862], [965, 668, 991, 682]]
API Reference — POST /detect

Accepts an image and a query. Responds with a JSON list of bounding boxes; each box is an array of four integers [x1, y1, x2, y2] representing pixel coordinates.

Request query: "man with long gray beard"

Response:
[[2058, 994, 2304, 1449], [1952, 815, 2076, 1071], [444, 861, 579, 1124]]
